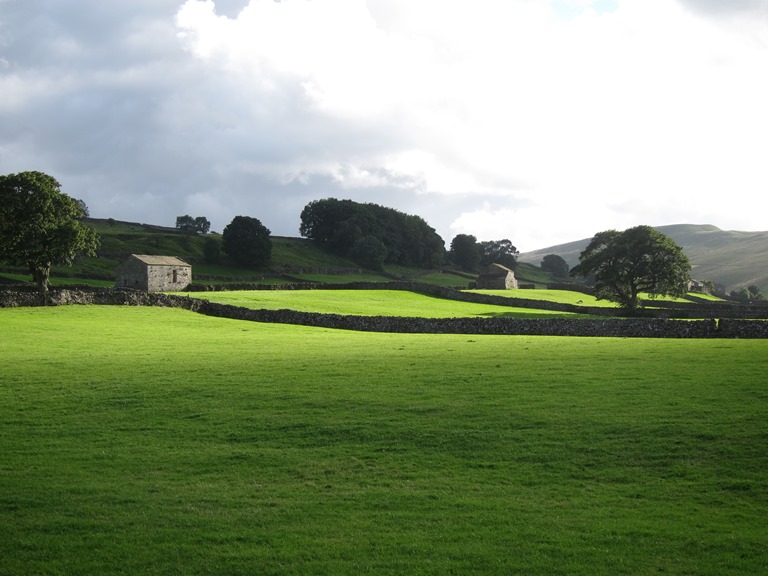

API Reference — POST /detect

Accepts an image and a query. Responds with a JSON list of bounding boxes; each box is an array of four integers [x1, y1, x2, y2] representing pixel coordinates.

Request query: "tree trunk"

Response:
[[31, 264, 51, 305], [626, 285, 640, 316]]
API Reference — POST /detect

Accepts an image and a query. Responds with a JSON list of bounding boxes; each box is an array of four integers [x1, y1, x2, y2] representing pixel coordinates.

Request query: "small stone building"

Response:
[[115, 254, 191, 292], [688, 279, 710, 294], [476, 263, 518, 290]]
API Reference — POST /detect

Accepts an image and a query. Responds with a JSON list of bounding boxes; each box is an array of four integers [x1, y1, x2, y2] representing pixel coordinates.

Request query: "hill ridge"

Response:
[[518, 224, 768, 293]]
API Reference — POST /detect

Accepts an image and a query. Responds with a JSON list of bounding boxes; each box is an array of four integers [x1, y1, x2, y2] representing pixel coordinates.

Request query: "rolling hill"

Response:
[[518, 224, 768, 294], [3, 219, 764, 294]]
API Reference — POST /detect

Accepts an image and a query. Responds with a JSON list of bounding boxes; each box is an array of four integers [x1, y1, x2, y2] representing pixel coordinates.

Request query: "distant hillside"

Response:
[[3, 218, 535, 289], [518, 224, 768, 294]]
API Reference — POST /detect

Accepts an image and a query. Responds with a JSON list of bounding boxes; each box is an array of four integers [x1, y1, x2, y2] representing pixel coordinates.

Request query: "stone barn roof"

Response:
[[476, 263, 518, 290], [130, 255, 190, 267], [481, 263, 514, 276]]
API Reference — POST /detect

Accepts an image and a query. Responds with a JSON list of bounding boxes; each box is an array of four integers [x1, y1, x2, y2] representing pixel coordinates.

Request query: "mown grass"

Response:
[[287, 272, 393, 283], [414, 271, 473, 287], [467, 289, 615, 307], [1, 306, 767, 575], [471, 289, 730, 309], [182, 289, 589, 318]]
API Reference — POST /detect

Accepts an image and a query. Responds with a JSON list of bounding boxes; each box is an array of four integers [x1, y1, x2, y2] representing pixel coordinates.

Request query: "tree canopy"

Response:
[[299, 198, 444, 268], [222, 215, 272, 268], [449, 234, 480, 272], [570, 225, 691, 313], [541, 254, 569, 278], [478, 239, 518, 270], [0, 171, 99, 301], [176, 215, 210, 234]]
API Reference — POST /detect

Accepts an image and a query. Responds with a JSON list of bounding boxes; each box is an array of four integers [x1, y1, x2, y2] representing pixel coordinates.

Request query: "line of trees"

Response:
[[448, 234, 519, 272], [0, 171, 710, 314], [731, 285, 765, 302], [299, 198, 445, 270]]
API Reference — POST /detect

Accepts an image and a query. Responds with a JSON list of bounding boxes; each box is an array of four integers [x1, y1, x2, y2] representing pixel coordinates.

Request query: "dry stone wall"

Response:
[[2, 286, 768, 338], [187, 281, 768, 319]]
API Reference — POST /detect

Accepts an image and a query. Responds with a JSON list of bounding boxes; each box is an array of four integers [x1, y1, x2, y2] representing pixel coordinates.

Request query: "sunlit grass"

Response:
[[182, 289, 587, 318], [0, 306, 766, 575], [466, 288, 617, 307]]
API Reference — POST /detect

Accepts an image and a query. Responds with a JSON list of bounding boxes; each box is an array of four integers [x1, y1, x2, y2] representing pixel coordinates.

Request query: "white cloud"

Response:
[[1, 0, 766, 251]]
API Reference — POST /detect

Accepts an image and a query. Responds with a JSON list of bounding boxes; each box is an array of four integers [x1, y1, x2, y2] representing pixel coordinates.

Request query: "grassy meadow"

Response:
[[1, 304, 767, 575], [182, 289, 593, 318]]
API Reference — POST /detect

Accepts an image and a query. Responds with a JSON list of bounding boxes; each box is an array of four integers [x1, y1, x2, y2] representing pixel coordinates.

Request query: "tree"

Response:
[[222, 215, 272, 268], [74, 198, 90, 217], [570, 225, 691, 313], [203, 237, 221, 264], [176, 215, 195, 233], [449, 234, 480, 272], [176, 215, 210, 234], [0, 171, 100, 302], [478, 239, 519, 269], [541, 254, 569, 278], [299, 198, 444, 268], [747, 285, 765, 301], [731, 285, 765, 301], [350, 235, 388, 271], [194, 216, 211, 234]]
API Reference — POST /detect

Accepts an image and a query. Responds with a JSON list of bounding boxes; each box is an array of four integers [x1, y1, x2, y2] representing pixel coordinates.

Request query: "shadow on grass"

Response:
[[476, 311, 591, 319]]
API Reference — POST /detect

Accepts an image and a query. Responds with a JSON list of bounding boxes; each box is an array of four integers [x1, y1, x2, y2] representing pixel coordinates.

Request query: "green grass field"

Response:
[[182, 289, 591, 318], [1, 305, 767, 575], [468, 289, 615, 307]]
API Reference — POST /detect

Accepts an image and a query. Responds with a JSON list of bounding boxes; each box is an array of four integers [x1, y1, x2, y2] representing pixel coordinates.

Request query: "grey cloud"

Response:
[[0, 0, 438, 239], [0, 0, 182, 70], [676, 0, 768, 16], [211, 0, 250, 19]]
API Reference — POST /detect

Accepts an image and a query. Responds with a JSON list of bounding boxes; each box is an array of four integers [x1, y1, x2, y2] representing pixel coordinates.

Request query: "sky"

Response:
[[1, 0, 767, 252]]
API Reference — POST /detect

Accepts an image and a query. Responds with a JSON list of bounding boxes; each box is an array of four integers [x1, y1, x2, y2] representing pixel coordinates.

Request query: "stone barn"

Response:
[[115, 254, 191, 292], [476, 263, 518, 290]]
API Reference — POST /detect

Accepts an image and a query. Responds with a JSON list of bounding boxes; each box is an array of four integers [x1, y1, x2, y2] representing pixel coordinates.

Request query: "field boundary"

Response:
[[2, 287, 768, 338], [188, 280, 768, 319]]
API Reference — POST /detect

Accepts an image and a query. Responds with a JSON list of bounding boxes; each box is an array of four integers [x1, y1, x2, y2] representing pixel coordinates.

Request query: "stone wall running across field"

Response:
[[2, 286, 768, 338], [187, 280, 768, 319]]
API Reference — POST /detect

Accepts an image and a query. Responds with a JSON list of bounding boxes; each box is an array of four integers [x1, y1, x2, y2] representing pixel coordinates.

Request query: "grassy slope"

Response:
[[3, 218, 559, 288], [9, 218, 765, 294], [1, 306, 767, 575], [468, 289, 617, 307]]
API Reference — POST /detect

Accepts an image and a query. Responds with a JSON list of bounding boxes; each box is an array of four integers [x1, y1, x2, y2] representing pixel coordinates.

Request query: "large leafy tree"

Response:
[[0, 171, 100, 301], [222, 215, 272, 268], [570, 225, 691, 313], [449, 234, 480, 272], [541, 254, 569, 278]]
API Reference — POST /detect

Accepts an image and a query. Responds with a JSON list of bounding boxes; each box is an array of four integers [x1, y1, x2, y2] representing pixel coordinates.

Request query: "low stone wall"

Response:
[[716, 319, 768, 339], [0, 287, 199, 309], [187, 281, 624, 317], [190, 300, 722, 338], [3, 287, 768, 338]]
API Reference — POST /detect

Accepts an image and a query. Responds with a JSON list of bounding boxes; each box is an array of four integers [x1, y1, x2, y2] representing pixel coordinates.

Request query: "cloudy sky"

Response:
[[1, 0, 767, 251]]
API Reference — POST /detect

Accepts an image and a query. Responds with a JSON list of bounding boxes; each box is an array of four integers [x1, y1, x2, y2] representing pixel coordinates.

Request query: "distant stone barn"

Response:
[[476, 263, 518, 290], [115, 254, 191, 292]]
